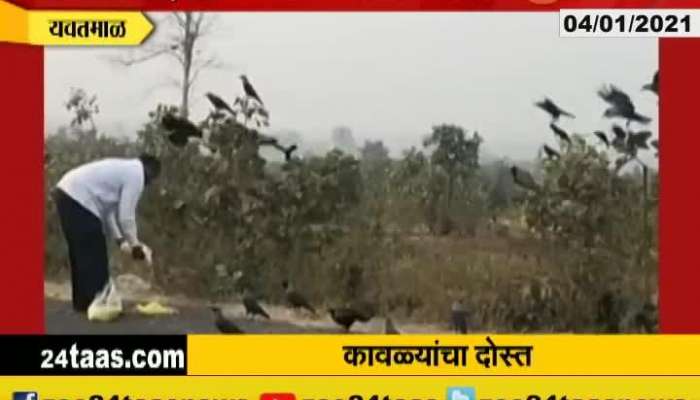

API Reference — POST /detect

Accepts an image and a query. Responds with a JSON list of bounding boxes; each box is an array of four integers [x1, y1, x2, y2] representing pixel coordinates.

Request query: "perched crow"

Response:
[[284, 144, 298, 161], [161, 113, 202, 147], [628, 130, 653, 149], [642, 71, 659, 95], [384, 316, 400, 334], [594, 131, 610, 147], [598, 84, 651, 126], [651, 139, 659, 150], [510, 166, 539, 192], [549, 123, 572, 145], [329, 307, 367, 332], [240, 75, 264, 105], [451, 300, 468, 334], [282, 280, 316, 314], [210, 306, 244, 334], [543, 144, 560, 160], [611, 124, 627, 140], [611, 125, 628, 150], [242, 291, 271, 319], [256, 134, 298, 162], [535, 97, 575, 122], [205, 92, 236, 116]]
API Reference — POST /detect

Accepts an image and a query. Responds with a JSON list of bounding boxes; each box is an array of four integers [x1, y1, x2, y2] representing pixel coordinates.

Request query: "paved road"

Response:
[[45, 299, 342, 334]]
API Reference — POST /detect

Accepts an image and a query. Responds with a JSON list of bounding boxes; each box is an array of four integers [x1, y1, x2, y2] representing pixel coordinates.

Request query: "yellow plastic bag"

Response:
[[87, 279, 123, 322], [136, 301, 178, 316]]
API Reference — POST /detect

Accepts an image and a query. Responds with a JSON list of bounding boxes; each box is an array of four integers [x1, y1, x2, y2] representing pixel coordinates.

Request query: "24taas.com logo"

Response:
[[14, 392, 39, 400]]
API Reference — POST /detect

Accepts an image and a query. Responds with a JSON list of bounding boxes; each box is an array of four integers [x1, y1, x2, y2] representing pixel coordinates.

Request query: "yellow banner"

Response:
[[0, 376, 697, 400], [188, 335, 700, 376], [0, 0, 153, 45]]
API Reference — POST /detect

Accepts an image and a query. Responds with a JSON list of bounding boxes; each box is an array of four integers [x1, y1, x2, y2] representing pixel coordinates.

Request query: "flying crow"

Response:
[[598, 84, 651, 126], [161, 113, 202, 147], [535, 97, 575, 122]]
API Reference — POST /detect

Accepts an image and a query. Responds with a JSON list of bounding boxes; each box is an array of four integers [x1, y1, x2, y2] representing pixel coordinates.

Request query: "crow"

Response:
[[510, 166, 539, 192], [210, 306, 244, 333], [598, 84, 651, 126], [611, 124, 628, 150], [284, 144, 298, 161], [594, 131, 610, 147], [628, 130, 653, 150], [282, 280, 316, 314], [642, 70, 658, 95], [384, 316, 400, 334], [242, 290, 271, 319], [651, 139, 659, 150], [451, 300, 468, 334], [161, 113, 202, 147], [240, 75, 264, 105], [549, 123, 572, 145], [543, 144, 560, 160], [328, 307, 368, 332], [205, 92, 236, 116], [535, 97, 575, 122]]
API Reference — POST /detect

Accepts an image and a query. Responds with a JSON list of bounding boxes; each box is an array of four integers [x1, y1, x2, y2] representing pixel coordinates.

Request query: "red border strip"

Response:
[[0, 43, 45, 334], [8, 0, 700, 11], [658, 38, 700, 334]]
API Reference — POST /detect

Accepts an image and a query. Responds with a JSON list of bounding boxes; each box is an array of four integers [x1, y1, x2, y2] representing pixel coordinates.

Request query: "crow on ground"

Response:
[[242, 290, 271, 319], [210, 306, 244, 333], [282, 280, 316, 315]]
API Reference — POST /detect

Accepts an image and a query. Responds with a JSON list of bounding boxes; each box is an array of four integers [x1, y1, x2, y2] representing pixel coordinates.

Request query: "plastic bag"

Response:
[[136, 301, 178, 316], [87, 279, 123, 322]]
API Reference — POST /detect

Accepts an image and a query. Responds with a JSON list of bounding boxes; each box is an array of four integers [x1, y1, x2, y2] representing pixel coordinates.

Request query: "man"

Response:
[[52, 154, 161, 312]]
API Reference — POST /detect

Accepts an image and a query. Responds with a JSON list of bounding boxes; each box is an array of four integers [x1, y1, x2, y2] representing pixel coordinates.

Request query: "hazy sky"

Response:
[[45, 12, 658, 161]]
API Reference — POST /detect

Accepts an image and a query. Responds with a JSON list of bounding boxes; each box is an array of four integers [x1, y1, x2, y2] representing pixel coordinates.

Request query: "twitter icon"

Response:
[[447, 387, 476, 400]]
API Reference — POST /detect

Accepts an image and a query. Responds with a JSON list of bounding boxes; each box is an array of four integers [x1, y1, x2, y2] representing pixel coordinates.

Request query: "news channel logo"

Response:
[[447, 387, 476, 400], [13, 392, 38, 400]]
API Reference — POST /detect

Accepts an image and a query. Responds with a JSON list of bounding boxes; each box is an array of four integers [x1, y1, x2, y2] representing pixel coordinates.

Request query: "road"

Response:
[[45, 299, 343, 334]]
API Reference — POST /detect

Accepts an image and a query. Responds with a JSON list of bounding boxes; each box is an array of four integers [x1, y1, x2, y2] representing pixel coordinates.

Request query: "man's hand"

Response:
[[118, 239, 131, 255], [132, 244, 153, 266]]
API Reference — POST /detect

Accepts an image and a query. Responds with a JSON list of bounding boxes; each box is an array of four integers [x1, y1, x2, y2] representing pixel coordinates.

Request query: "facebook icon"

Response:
[[13, 392, 38, 400]]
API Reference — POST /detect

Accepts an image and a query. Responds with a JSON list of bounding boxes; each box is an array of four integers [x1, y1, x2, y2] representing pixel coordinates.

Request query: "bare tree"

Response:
[[110, 12, 221, 118]]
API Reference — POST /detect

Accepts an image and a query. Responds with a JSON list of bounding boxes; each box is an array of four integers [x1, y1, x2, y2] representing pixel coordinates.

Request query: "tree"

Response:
[[423, 124, 482, 209], [332, 126, 358, 156], [65, 87, 100, 136], [360, 140, 391, 198], [111, 13, 221, 117]]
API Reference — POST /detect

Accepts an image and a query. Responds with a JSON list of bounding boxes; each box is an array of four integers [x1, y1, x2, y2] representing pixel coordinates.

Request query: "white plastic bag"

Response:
[[87, 279, 123, 322]]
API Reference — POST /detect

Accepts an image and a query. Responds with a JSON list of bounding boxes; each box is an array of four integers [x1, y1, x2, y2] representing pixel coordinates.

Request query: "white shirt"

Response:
[[57, 158, 144, 245]]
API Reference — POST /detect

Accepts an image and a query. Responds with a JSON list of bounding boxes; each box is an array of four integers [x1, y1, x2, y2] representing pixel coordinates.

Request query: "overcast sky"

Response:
[[45, 12, 658, 162]]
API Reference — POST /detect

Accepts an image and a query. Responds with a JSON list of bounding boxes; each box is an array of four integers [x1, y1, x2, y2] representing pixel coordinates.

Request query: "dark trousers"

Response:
[[53, 189, 109, 312]]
